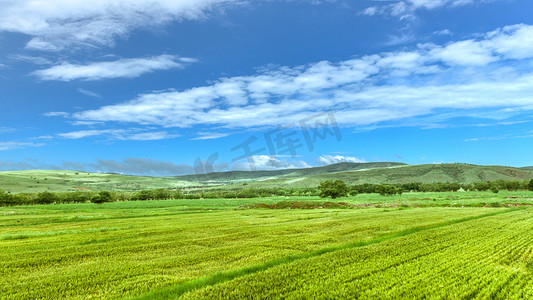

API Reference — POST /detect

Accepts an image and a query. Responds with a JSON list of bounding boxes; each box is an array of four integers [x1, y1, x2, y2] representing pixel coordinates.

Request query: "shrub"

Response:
[[35, 191, 58, 204], [91, 191, 112, 204], [318, 180, 349, 199], [376, 184, 399, 196]]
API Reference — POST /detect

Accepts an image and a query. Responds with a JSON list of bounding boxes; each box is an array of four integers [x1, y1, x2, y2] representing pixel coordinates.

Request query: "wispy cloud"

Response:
[[317, 155, 366, 165], [78, 88, 101, 98], [363, 0, 486, 19], [191, 132, 231, 140], [0, 141, 44, 151], [33, 55, 196, 81], [434, 29, 453, 36], [0, 0, 239, 51], [68, 24, 533, 132], [57, 129, 178, 141], [0, 127, 15, 134], [9, 55, 52, 65], [90, 157, 193, 176], [233, 155, 310, 171], [43, 111, 69, 117]]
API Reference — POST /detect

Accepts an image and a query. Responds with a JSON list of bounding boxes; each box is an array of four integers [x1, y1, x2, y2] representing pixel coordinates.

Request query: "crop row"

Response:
[[182, 208, 533, 299], [0, 206, 493, 299]]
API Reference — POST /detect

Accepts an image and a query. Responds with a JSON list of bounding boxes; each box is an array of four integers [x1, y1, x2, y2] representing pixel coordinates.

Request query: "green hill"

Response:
[[211, 163, 533, 189], [1, 163, 533, 193], [175, 162, 406, 182], [0, 170, 192, 193]]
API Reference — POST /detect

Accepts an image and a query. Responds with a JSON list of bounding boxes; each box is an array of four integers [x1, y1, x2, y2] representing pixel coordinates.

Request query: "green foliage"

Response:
[[90, 191, 112, 204], [318, 180, 349, 199], [376, 184, 401, 196], [35, 191, 58, 204], [529, 179, 533, 191]]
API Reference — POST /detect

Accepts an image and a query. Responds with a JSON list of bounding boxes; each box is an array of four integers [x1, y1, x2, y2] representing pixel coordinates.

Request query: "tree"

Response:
[[318, 180, 349, 199], [376, 184, 398, 196], [528, 179, 533, 191], [36, 191, 58, 204], [91, 191, 112, 204], [0, 189, 9, 205]]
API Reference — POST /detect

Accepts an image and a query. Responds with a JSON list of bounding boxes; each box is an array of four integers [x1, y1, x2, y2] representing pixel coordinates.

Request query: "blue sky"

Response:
[[1, 0, 533, 176]]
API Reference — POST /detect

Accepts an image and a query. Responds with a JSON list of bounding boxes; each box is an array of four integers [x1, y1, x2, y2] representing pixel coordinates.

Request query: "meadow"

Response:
[[1, 191, 532, 299]]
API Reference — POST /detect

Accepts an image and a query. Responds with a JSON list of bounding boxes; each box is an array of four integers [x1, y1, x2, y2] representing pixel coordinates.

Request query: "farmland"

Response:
[[1, 191, 532, 299]]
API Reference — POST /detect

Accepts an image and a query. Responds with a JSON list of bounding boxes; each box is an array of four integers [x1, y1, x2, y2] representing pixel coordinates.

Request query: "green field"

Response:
[[0, 170, 193, 193], [1, 192, 532, 299]]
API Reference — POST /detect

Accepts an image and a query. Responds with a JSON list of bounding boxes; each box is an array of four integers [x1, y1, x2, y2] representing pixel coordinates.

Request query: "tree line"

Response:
[[0, 187, 319, 206], [1, 179, 533, 206], [320, 179, 533, 198]]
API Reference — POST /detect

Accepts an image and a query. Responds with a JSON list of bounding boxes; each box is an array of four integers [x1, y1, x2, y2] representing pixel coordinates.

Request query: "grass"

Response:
[[0, 170, 195, 193], [133, 208, 520, 300], [181, 208, 533, 299], [0, 194, 514, 299]]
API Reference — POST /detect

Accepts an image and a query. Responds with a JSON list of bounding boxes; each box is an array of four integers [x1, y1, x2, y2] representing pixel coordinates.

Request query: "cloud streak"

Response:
[[0, 0, 238, 51], [363, 0, 486, 19], [57, 129, 178, 141], [0, 141, 44, 151], [317, 155, 366, 165], [67, 24, 533, 133], [33, 55, 196, 81]]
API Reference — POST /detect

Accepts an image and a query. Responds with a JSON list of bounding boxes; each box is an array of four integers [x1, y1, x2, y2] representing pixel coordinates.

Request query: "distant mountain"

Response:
[[207, 163, 533, 189], [173, 162, 407, 182], [521, 166, 533, 170]]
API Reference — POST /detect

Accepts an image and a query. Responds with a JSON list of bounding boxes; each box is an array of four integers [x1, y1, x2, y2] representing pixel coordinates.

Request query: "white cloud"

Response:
[[233, 155, 310, 171], [191, 132, 231, 140], [485, 24, 533, 60], [33, 55, 196, 81], [0, 141, 44, 151], [434, 29, 453, 36], [0, 0, 238, 51], [317, 155, 366, 165], [90, 157, 194, 176], [9, 55, 52, 65], [67, 24, 533, 132], [365, 0, 487, 19], [78, 88, 101, 98], [43, 111, 69, 117], [57, 129, 177, 140], [0, 127, 15, 134], [428, 40, 497, 66]]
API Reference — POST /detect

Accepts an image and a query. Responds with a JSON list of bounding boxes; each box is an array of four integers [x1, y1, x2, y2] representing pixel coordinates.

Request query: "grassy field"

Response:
[[1, 192, 532, 299], [0, 170, 194, 193]]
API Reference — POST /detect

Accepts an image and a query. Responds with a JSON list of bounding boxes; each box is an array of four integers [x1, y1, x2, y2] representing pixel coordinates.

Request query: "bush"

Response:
[[91, 191, 112, 204], [318, 180, 349, 199], [35, 191, 58, 204], [376, 184, 399, 196]]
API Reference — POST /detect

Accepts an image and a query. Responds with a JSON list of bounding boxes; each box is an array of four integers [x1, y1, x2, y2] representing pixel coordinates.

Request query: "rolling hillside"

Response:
[[207, 163, 533, 189], [0, 170, 192, 193], [1, 163, 533, 193], [174, 162, 407, 182]]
